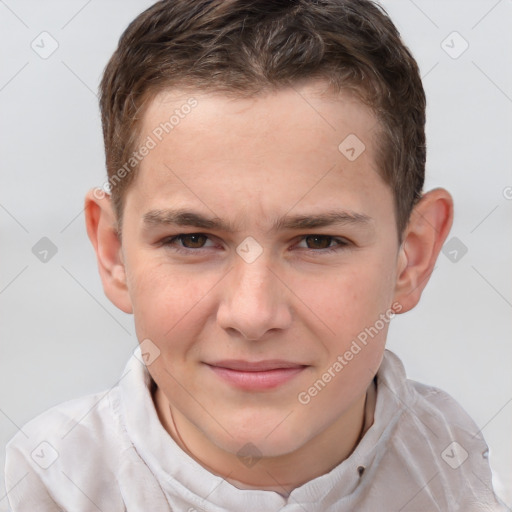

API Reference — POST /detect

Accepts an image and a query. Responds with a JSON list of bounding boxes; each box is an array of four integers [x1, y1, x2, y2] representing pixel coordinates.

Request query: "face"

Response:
[[120, 81, 402, 457]]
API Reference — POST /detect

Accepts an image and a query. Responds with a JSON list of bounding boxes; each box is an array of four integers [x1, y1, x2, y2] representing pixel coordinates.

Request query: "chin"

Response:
[[207, 419, 312, 459]]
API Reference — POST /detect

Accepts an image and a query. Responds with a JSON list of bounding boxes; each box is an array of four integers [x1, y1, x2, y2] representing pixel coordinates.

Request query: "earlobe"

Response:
[[84, 189, 133, 314], [393, 188, 454, 313]]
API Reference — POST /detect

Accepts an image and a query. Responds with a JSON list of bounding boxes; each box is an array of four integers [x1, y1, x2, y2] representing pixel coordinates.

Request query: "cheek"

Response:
[[126, 256, 212, 345], [314, 258, 396, 341], [127, 263, 215, 396], [296, 263, 394, 413]]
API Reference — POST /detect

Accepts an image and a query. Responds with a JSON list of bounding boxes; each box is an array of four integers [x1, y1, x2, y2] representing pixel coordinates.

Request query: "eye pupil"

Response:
[[306, 235, 331, 249], [182, 234, 206, 248]]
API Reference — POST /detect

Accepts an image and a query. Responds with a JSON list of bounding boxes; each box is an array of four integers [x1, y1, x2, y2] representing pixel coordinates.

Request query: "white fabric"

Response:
[[4, 349, 507, 511]]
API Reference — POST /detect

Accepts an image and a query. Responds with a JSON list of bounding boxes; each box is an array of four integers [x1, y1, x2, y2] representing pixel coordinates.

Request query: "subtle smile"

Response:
[[205, 360, 308, 391]]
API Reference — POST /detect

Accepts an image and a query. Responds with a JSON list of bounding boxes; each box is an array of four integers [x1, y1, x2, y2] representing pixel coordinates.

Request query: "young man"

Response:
[[4, 0, 507, 510]]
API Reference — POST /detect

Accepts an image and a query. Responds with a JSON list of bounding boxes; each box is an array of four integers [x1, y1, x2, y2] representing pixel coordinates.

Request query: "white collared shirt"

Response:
[[4, 349, 507, 511]]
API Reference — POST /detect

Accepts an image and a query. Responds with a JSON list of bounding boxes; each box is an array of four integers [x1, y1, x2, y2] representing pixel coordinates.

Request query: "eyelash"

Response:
[[160, 233, 350, 255]]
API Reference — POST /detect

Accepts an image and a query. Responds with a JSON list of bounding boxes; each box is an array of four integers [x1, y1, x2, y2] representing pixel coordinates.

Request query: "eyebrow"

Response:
[[142, 208, 373, 233]]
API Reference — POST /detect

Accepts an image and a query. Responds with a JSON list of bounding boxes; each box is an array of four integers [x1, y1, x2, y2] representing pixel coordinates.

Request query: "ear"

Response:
[[84, 189, 133, 314], [393, 188, 454, 313]]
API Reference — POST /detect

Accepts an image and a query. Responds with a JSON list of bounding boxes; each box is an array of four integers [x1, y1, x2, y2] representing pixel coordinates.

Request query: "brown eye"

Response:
[[160, 233, 218, 253], [179, 234, 208, 248], [305, 235, 335, 249], [296, 235, 350, 254]]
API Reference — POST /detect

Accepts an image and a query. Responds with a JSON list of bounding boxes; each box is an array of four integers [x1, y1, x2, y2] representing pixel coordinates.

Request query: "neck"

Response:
[[153, 381, 375, 495]]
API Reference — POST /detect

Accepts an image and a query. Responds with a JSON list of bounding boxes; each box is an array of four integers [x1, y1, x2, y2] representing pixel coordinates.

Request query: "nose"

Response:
[[216, 254, 292, 341]]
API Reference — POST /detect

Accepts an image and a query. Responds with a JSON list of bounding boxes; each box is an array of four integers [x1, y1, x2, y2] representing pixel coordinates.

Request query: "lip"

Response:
[[205, 360, 308, 391]]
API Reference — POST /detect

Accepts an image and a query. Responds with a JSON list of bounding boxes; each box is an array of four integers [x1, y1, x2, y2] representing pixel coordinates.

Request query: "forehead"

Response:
[[124, 82, 393, 231], [141, 82, 379, 159]]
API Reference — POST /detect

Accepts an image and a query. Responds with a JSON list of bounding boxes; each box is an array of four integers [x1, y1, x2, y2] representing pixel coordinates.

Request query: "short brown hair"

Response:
[[99, 0, 425, 237]]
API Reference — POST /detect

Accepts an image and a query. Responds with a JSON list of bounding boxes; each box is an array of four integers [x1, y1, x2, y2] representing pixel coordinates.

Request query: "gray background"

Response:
[[1, 0, 511, 508]]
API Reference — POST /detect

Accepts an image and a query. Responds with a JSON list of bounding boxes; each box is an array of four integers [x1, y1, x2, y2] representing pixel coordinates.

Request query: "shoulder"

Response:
[[376, 350, 506, 510], [409, 378, 481, 434], [380, 350, 482, 436], [6, 384, 124, 455], [5, 386, 127, 510]]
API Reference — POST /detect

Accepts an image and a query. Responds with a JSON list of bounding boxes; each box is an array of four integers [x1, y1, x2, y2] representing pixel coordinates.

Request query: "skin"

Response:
[[85, 80, 453, 495]]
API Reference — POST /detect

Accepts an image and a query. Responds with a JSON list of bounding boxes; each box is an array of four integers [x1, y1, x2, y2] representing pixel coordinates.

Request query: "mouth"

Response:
[[205, 360, 308, 391]]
